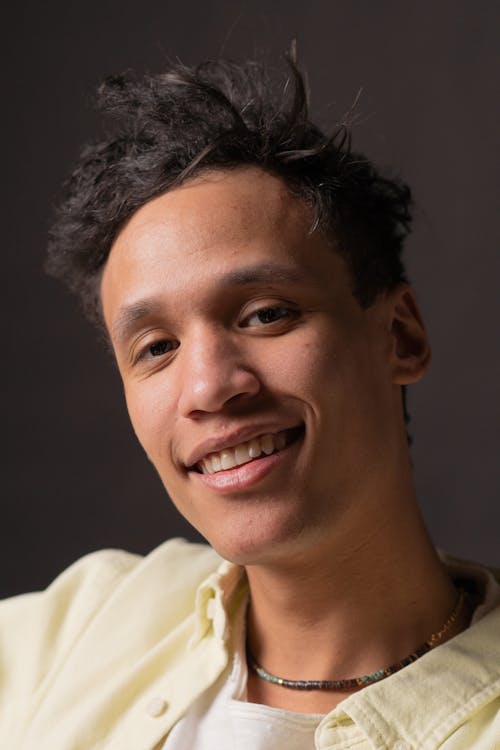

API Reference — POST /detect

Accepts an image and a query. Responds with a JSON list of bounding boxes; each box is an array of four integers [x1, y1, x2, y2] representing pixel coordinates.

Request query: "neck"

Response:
[[244, 486, 465, 713]]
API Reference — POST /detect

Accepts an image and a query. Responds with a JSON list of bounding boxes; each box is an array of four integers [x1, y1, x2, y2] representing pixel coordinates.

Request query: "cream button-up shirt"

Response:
[[0, 538, 499, 749]]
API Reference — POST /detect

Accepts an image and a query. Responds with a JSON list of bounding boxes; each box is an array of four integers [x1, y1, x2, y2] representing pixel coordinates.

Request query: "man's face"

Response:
[[101, 167, 405, 565]]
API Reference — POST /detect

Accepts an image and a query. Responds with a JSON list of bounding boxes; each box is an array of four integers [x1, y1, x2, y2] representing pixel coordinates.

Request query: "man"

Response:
[[1, 56, 499, 749]]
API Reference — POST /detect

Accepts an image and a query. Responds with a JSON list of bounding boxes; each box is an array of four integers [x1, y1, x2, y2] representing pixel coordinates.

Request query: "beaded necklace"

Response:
[[247, 588, 467, 691]]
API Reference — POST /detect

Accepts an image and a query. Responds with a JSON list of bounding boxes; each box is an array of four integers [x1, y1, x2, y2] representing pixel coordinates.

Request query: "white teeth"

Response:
[[220, 450, 237, 471], [248, 438, 261, 458], [235, 444, 252, 465], [199, 430, 290, 475], [261, 434, 275, 455]]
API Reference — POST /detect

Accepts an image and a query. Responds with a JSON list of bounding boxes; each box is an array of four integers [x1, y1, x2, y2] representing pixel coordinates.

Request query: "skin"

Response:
[[101, 166, 467, 713]]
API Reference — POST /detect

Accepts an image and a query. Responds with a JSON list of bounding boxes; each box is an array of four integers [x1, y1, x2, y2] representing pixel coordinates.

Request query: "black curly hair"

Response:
[[46, 54, 413, 327]]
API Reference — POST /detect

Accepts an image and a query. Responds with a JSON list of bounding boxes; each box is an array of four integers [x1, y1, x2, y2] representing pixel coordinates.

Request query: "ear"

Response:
[[387, 285, 431, 385]]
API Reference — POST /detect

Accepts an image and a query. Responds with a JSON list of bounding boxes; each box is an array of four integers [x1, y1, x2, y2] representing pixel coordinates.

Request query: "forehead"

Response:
[[113, 166, 312, 259], [100, 166, 342, 334]]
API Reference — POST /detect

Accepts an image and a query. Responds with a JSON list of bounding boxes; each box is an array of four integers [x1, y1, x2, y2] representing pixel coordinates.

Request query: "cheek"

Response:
[[124, 381, 174, 462], [277, 331, 340, 401], [261, 327, 340, 391], [292, 326, 389, 434]]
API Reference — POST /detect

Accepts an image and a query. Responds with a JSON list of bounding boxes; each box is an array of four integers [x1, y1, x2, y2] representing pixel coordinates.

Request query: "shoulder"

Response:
[[1, 538, 221, 616], [0, 539, 223, 708]]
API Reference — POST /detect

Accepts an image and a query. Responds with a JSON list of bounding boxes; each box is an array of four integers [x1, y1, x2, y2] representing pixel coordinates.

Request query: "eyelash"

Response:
[[133, 338, 179, 364], [242, 305, 296, 327]]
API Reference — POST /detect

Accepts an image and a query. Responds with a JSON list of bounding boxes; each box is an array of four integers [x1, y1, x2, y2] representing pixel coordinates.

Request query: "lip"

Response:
[[183, 422, 303, 469], [188, 429, 304, 493]]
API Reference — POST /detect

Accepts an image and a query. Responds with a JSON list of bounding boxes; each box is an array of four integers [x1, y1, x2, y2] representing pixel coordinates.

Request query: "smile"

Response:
[[193, 426, 304, 475]]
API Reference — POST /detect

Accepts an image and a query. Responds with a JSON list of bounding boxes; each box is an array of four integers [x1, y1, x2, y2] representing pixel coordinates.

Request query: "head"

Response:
[[47, 56, 429, 564]]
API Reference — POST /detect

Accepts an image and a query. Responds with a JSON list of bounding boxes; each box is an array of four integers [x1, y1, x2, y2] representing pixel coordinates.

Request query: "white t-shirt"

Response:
[[163, 602, 323, 750]]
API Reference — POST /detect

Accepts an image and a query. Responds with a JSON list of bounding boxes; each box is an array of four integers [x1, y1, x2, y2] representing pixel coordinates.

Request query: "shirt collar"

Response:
[[190, 559, 247, 647]]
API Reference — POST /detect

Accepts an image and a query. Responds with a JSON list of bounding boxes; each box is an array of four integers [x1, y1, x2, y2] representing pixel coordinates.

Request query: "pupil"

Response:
[[260, 308, 281, 323], [150, 341, 169, 356]]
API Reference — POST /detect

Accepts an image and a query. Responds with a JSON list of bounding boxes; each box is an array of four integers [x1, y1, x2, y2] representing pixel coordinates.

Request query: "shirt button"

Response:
[[393, 741, 411, 750], [146, 697, 169, 717]]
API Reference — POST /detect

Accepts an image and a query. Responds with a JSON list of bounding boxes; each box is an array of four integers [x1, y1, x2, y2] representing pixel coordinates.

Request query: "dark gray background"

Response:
[[3, 1, 499, 598]]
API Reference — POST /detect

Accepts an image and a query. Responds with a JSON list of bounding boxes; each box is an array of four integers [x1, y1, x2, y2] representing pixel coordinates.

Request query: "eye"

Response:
[[243, 305, 296, 327], [134, 338, 179, 364]]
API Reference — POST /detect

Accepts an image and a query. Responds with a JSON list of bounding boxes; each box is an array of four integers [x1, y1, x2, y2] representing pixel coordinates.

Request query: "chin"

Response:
[[201, 512, 311, 567]]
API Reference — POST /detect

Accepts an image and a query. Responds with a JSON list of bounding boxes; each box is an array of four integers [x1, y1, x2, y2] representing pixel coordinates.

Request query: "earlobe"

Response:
[[389, 286, 431, 385]]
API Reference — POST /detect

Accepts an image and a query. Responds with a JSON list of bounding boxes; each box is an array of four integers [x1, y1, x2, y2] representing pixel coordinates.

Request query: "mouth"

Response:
[[187, 425, 304, 476]]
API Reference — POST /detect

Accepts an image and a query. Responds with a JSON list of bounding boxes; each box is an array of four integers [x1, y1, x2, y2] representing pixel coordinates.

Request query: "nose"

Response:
[[177, 325, 261, 417]]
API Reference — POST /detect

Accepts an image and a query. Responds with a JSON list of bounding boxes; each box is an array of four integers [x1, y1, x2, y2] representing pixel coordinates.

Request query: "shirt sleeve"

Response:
[[0, 549, 139, 720]]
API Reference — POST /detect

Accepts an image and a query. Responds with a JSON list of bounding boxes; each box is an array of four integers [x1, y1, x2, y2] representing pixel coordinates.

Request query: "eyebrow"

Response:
[[111, 261, 313, 344], [223, 262, 306, 286], [111, 300, 164, 344]]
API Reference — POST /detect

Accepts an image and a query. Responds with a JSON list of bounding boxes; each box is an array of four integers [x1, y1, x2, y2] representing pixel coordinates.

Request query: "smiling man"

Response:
[[1, 58, 499, 749]]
